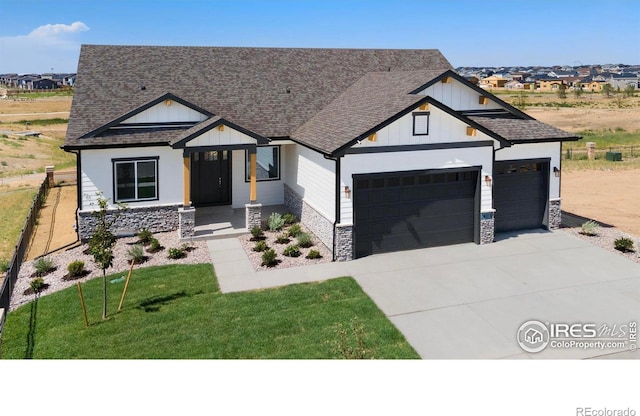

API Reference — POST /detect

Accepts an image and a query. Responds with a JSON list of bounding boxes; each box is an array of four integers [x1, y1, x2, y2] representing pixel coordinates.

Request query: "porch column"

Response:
[[183, 155, 191, 206], [245, 147, 262, 229]]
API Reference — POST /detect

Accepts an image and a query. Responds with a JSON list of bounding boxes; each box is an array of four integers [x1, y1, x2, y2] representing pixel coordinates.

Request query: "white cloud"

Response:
[[0, 22, 90, 73], [28, 22, 90, 39]]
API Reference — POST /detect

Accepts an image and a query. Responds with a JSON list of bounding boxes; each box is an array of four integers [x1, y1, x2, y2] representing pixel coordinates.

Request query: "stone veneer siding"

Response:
[[78, 204, 180, 240], [245, 203, 262, 230], [335, 224, 353, 261], [284, 183, 334, 255], [480, 212, 495, 244], [178, 207, 196, 239], [548, 199, 561, 230]]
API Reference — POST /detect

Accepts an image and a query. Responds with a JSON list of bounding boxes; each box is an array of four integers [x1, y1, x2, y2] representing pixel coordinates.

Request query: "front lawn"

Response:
[[1, 263, 418, 359]]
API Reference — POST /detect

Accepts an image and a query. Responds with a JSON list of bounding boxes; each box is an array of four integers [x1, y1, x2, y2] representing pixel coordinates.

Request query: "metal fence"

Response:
[[0, 176, 50, 338], [564, 145, 638, 160]]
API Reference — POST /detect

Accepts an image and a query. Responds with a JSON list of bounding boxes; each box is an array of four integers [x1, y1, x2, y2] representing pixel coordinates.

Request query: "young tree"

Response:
[[88, 195, 125, 319], [623, 84, 636, 98], [556, 83, 567, 99], [602, 83, 614, 98], [573, 83, 583, 98]]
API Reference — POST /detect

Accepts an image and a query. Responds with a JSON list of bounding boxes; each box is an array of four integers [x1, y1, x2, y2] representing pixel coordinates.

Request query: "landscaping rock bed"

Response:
[[9, 231, 211, 310], [561, 224, 640, 265], [239, 220, 331, 271]]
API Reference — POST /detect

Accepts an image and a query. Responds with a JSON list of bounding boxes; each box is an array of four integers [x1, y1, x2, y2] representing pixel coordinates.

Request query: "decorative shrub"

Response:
[[275, 234, 290, 244], [297, 232, 313, 248], [581, 220, 600, 236], [306, 249, 322, 259], [147, 237, 163, 253], [181, 242, 195, 252], [29, 277, 45, 293], [261, 249, 278, 267], [0, 258, 9, 273], [34, 257, 55, 277], [127, 244, 146, 264], [282, 213, 297, 225], [137, 228, 153, 245], [268, 212, 285, 232], [614, 237, 634, 252], [67, 260, 85, 277], [168, 247, 186, 259], [250, 225, 264, 240], [253, 241, 269, 252], [283, 244, 301, 257], [288, 223, 302, 237]]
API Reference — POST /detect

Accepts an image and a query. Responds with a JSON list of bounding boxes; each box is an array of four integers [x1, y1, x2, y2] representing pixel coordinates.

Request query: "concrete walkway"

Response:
[[208, 230, 640, 359]]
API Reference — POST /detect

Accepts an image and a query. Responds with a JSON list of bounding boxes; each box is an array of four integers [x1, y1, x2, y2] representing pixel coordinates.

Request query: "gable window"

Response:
[[412, 112, 430, 136], [113, 157, 159, 202], [246, 146, 280, 181]]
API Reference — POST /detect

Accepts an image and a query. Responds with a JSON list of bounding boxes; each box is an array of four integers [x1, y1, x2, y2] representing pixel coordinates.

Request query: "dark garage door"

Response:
[[493, 159, 549, 233], [353, 168, 479, 258]]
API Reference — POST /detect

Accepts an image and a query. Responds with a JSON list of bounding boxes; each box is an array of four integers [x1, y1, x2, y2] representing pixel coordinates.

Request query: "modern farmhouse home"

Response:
[[63, 45, 580, 261]]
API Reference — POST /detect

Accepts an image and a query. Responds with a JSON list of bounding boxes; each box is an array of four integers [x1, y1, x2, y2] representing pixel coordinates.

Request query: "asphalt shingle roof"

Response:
[[467, 115, 580, 142]]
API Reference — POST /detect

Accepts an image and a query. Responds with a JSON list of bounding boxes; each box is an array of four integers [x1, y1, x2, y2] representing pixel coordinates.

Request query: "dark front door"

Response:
[[353, 168, 479, 258], [493, 159, 549, 232], [191, 150, 231, 206]]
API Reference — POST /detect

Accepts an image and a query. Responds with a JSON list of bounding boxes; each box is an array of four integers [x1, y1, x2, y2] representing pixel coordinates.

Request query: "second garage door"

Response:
[[353, 168, 479, 258]]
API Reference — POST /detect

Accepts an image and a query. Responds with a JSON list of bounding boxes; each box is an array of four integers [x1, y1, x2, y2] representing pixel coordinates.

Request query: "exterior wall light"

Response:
[[344, 186, 351, 199], [553, 167, 561, 177], [484, 175, 492, 187]]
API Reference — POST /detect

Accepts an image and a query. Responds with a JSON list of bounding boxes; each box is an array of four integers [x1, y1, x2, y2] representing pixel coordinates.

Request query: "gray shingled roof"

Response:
[[467, 115, 580, 142], [66, 45, 452, 149], [292, 70, 442, 154]]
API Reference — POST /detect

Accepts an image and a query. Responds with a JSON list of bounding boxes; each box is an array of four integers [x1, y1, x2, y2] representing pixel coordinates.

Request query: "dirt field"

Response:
[[527, 107, 640, 133], [0, 97, 71, 122]]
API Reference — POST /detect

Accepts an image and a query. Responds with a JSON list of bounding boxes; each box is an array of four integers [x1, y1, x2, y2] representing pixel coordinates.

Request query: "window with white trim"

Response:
[[246, 146, 280, 181], [412, 111, 430, 136], [113, 158, 158, 202]]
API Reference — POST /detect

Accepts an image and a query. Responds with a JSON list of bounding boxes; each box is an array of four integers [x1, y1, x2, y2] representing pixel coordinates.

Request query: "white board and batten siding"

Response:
[[496, 142, 562, 199], [284, 144, 335, 222], [417, 77, 503, 111], [231, 148, 285, 208], [122, 101, 208, 124], [350, 104, 494, 150], [340, 146, 494, 225], [80, 146, 183, 210], [185, 125, 257, 148]]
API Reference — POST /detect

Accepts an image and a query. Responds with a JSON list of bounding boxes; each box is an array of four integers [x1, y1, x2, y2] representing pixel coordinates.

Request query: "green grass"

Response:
[[7, 90, 73, 99], [0, 187, 38, 259], [10, 118, 68, 126], [564, 128, 640, 149], [1, 264, 419, 359]]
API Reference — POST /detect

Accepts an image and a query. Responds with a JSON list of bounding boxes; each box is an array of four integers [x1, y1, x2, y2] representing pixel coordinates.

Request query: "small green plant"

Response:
[[168, 247, 186, 259], [261, 249, 278, 267], [250, 225, 264, 240], [282, 213, 297, 225], [275, 234, 290, 244], [137, 228, 153, 245], [288, 223, 302, 237], [1, 161, 7, 166], [581, 220, 600, 236], [34, 257, 55, 277], [181, 242, 195, 252], [253, 240, 269, 252], [29, 277, 46, 293], [127, 244, 146, 264], [614, 237, 634, 252], [297, 232, 313, 248], [268, 212, 285, 232], [67, 260, 85, 277], [283, 244, 301, 257], [306, 249, 322, 259], [0, 258, 9, 273], [147, 237, 163, 253]]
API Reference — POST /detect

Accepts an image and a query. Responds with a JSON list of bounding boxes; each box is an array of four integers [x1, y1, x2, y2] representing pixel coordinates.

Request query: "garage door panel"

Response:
[[354, 169, 478, 258]]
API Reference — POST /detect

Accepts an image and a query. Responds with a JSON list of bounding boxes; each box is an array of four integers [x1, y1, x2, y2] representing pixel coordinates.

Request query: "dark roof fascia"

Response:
[[509, 135, 582, 144], [329, 95, 431, 157], [62, 141, 170, 151], [171, 117, 270, 149], [409, 69, 535, 120], [80, 93, 214, 139]]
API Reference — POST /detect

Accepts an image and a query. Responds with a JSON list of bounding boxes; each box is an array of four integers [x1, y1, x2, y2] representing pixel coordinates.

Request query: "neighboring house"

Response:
[[32, 78, 58, 90], [479, 75, 508, 89], [539, 79, 566, 92], [63, 45, 580, 261], [609, 73, 640, 90], [504, 80, 524, 90]]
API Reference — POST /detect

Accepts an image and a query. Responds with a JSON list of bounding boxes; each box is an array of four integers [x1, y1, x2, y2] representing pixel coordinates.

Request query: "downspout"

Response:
[[71, 149, 82, 241], [324, 154, 341, 262]]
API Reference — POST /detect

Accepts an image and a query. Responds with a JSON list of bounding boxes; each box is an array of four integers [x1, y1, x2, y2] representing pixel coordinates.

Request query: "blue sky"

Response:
[[0, 0, 638, 73]]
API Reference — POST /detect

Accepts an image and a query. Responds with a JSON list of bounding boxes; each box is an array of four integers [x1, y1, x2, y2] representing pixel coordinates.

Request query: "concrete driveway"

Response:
[[210, 230, 640, 359], [350, 230, 640, 359]]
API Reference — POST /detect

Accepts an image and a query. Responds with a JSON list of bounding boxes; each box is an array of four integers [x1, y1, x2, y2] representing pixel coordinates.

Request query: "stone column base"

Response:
[[480, 211, 495, 244], [548, 199, 561, 230], [335, 224, 353, 261], [178, 206, 196, 239], [246, 203, 262, 230]]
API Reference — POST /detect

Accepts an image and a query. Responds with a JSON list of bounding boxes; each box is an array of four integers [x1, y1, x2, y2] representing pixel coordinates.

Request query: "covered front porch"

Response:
[[190, 204, 287, 240]]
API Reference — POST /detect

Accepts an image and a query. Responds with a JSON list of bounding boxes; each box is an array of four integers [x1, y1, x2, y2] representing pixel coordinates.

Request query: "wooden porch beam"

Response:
[[183, 156, 191, 206], [249, 151, 257, 203]]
